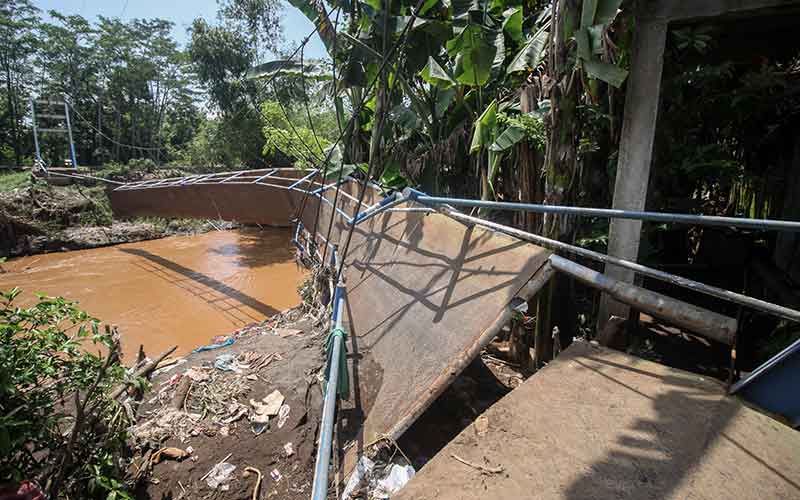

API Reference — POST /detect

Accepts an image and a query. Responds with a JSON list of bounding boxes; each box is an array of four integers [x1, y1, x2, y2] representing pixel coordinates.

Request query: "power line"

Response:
[[64, 95, 184, 152], [314, 0, 424, 282]]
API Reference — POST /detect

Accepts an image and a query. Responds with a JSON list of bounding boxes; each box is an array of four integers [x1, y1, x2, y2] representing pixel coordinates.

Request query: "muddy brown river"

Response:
[[0, 228, 306, 360]]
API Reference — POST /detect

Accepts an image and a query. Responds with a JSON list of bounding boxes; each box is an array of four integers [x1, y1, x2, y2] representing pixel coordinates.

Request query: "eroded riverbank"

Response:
[[0, 228, 307, 359]]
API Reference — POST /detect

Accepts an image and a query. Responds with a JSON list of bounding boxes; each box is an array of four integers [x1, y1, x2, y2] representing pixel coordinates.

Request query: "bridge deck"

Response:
[[394, 341, 800, 500]]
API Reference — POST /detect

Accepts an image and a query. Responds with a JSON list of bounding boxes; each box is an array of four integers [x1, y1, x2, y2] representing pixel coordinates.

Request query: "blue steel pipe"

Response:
[[311, 284, 346, 500], [288, 168, 320, 189], [352, 192, 405, 225], [405, 190, 800, 233]]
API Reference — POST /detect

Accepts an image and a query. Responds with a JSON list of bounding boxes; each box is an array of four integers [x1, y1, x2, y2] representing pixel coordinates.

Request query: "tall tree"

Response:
[[0, 0, 39, 166]]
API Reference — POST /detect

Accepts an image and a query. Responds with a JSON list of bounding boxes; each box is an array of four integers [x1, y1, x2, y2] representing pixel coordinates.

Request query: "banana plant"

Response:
[[575, 0, 627, 88]]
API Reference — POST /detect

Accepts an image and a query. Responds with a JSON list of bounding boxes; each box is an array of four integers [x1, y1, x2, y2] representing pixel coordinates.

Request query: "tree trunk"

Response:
[[5, 67, 21, 166], [519, 84, 544, 233], [368, 0, 391, 176], [536, 0, 582, 365]]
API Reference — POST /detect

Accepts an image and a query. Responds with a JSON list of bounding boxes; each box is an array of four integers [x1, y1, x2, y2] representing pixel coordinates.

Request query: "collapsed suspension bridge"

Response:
[[40, 165, 800, 498]]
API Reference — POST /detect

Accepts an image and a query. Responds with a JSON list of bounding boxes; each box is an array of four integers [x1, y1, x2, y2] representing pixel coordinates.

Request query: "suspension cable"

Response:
[[334, 1, 423, 283]]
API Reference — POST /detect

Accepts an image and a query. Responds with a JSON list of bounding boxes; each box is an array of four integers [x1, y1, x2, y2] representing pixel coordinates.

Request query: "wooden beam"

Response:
[[551, 256, 737, 346]]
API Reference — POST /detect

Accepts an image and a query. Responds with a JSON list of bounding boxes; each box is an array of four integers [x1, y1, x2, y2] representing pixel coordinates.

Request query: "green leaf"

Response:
[[587, 25, 605, 54], [492, 28, 506, 73], [419, 0, 441, 15], [246, 60, 330, 81], [488, 149, 503, 192], [502, 7, 523, 42], [420, 57, 458, 88], [325, 163, 360, 181], [452, 0, 481, 19], [581, 0, 598, 28], [389, 104, 420, 130], [448, 25, 496, 86], [576, 28, 591, 61], [583, 59, 628, 88], [434, 87, 457, 118], [470, 99, 498, 154], [594, 0, 623, 25], [507, 29, 549, 74], [489, 125, 525, 152], [340, 32, 382, 60]]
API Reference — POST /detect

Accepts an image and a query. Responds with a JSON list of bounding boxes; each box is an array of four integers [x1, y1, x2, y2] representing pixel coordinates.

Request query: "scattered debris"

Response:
[[341, 455, 416, 499], [450, 454, 504, 475], [185, 367, 210, 382], [221, 405, 248, 424], [277, 404, 291, 428], [261, 390, 285, 415], [205, 462, 236, 490], [214, 353, 241, 372], [152, 358, 187, 377], [130, 300, 328, 500], [474, 415, 489, 436], [194, 336, 235, 353], [275, 328, 302, 338]]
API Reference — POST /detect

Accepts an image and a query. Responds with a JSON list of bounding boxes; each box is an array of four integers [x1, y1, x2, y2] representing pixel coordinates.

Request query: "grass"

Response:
[[0, 170, 31, 192]]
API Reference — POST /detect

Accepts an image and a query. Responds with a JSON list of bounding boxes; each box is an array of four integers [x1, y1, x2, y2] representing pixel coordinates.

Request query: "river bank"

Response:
[[130, 307, 326, 500], [0, 168, 232, 258]]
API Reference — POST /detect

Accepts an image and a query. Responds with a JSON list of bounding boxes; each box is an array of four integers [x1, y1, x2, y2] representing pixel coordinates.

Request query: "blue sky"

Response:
[[32, 0, 328, 59]]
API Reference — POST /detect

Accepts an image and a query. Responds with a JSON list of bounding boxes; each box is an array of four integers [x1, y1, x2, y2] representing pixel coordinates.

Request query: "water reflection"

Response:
[[0, 228, 306, 360]]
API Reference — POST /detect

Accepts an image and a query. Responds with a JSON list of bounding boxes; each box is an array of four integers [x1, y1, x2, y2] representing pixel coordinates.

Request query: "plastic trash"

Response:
[[213, 353, 240, 372], [193, 337, 235, 353], [260, 390, 284, 416], [341, 456, 415, 499], [206, 462, 236, 490], [277, 404, 290, 428], [270, 468, 282, 482]]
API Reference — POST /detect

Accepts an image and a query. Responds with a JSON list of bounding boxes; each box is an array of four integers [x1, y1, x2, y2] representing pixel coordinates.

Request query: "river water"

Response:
[[0, 228, 307, 360]]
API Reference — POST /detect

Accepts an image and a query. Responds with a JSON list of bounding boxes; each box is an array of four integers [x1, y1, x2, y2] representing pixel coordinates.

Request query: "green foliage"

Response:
[[0, 288, 139, 499], [576, 0, 628, 87], [470, 99, 498, 154], [447, 24, 497, 87], [0, 171, 30, 192], [507, 27, 549, 74], [497, 111, 547, 151], [261, 101, 333, 167]]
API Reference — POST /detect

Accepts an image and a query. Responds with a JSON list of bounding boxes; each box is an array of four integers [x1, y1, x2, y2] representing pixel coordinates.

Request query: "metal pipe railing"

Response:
[[311, 284, 346, 500], [412, 192, 800, 233], [425, 202, 800, 323], [352, 192, 406, 225]]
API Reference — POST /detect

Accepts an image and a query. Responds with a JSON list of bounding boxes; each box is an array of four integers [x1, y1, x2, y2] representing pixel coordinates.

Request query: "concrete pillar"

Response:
[[598, 20, 668, 330]]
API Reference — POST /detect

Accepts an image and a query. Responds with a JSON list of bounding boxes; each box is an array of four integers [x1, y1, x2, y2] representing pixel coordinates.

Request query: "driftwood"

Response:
[[111, 345, 177, 400], [451, 454, 504, 474], [169, 376, 192, 410]]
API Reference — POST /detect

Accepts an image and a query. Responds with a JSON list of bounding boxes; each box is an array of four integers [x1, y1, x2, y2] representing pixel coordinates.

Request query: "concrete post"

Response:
[[598, 20, 668, 332]]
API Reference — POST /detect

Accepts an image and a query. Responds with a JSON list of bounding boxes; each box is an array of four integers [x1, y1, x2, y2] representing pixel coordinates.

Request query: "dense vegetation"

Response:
[[0, 0, 339, 169], [0, 288, 143, 499]]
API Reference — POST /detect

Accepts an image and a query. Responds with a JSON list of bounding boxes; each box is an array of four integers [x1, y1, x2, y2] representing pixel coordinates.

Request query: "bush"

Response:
[[0, 288, 141, 499]]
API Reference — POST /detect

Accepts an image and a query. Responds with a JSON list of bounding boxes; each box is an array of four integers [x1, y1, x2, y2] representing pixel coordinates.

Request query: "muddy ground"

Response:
[[127, 301, 534, 500], [131, 313, 326, 500]]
